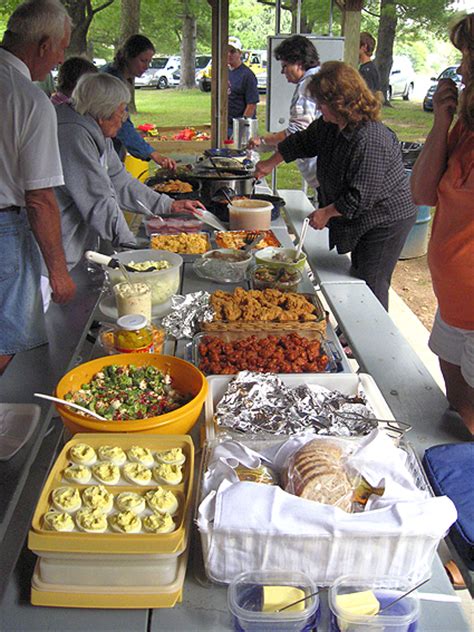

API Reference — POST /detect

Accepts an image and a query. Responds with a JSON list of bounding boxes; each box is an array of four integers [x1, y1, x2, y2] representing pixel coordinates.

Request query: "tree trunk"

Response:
[[120, 0, 141, 113], [342, 9, 361, 68], [62, 1, 92, 56], [119, 0, 140, 43], [375, 0, 398, 105], [180, 7, 197, 89], [61, 0, 115, 57]]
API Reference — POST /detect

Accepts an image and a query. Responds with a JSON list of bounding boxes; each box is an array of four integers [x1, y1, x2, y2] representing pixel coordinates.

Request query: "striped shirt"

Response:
[[278, 117, 417, 253]]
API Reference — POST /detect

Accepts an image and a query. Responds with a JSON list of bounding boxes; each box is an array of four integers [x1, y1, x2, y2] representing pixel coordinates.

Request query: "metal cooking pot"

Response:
[[233, 117, 259, 150], [191, 171, 255, 207]]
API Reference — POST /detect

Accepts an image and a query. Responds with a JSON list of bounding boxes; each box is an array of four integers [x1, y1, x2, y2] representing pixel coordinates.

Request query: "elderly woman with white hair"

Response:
[[51, 72, 203, 275]]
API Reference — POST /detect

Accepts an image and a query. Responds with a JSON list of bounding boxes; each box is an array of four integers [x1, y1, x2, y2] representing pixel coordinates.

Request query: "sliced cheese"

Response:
[[262, 585, 305, 613], [336, 590, 380, 617]]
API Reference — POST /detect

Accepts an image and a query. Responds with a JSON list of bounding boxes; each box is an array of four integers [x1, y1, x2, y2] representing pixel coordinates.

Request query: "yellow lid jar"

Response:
[[114, 314, 154, 353]]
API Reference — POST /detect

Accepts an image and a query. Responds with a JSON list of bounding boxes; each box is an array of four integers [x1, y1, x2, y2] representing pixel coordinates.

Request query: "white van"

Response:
[[389, 56, 415, 100], [135, 56, 181, 89]]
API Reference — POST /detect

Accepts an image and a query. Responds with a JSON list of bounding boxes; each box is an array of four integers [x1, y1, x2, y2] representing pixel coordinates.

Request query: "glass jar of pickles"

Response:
[[114, 314, 154, 353]]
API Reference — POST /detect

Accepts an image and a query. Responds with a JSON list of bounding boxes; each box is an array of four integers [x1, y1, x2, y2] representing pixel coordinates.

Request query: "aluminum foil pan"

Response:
[[214, 371, 378, 436], [161, 291, 213, 339]]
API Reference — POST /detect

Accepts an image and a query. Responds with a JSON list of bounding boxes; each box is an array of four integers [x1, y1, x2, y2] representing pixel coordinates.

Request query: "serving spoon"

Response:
[[34, 393, 107, 421]]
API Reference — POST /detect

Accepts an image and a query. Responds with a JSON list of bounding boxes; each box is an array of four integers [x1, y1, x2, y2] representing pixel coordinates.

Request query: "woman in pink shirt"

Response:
[[51, 56, 97, 105]]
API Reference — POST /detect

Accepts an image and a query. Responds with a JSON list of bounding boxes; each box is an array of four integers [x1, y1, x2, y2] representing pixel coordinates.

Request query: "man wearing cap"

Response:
[[227, 36, 259, 138], [0, 0, 76, 373]]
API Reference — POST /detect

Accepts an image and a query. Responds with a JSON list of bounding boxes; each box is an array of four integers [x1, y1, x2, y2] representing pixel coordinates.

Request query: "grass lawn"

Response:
[[134, 88, 434, 189]]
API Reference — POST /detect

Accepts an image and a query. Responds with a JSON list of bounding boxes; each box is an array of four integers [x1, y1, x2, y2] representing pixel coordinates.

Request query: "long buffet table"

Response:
[[0, 206, 471, 631]]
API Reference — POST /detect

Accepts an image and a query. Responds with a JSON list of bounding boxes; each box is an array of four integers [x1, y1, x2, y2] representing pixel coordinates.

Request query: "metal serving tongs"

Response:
[[325, 403, 412, 443]]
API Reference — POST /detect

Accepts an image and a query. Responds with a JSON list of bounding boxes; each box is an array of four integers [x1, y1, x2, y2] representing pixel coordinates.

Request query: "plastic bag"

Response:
[[283, 437, 356, 512]]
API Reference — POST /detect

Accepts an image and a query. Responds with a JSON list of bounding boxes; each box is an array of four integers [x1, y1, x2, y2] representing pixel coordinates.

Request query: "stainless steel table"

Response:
[[0, 217, 471, 631]]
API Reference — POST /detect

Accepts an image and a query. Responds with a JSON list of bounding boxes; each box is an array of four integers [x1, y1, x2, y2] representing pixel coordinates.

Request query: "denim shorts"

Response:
[[0, 210, 47, 354]]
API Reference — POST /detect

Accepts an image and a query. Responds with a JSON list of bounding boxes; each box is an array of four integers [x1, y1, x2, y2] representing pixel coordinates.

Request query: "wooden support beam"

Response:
[[209, 0, 229, 147]]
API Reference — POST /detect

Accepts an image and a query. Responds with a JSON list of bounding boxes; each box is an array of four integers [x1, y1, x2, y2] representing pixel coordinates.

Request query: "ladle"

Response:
[[34, 393, 107, 421]]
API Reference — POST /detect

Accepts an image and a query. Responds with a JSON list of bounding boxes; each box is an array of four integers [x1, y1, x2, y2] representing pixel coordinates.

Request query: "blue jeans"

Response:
[[350, 215, 416, 310], [0, 210, 47, 354]]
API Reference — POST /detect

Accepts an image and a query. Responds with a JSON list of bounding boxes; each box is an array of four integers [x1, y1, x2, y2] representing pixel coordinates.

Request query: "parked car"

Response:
[[423, 65, 463, 112], [135, 56, 181, 89], [197, 50, 267, 93], [197, 58, 212, 92], [388, 56, 415, 100]]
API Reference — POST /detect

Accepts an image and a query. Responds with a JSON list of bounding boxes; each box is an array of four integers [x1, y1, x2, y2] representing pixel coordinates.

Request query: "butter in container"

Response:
[[228, 570, 321, 632]]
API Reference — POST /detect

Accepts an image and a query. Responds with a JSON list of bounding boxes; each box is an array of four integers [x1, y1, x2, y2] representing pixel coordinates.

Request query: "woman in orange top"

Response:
[[411, 13, 474, 434]]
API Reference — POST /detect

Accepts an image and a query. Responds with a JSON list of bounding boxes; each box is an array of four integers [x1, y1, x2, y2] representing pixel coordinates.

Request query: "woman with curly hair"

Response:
[[256, 61, 417, 310], [411, 13, 474, 434], [101, 34, 176, 169]]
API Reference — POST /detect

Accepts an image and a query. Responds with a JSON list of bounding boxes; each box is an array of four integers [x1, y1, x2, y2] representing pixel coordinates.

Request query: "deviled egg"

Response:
[[63, 464, 92, 484], [127, 445, 154, 467], [92, 462, 121, 485], [43, 510, 75, 532], [82, 485, 114, 513], [143, 512, 175, 534], [51, 486, 82, 512], [116, 492, 146, 514], [155, 447, 186, 466], [97, 445, 126, 466], [75, 508, 108, 533], [122, 462, 152, 486], [145, 487, 178, 515], [69, 443, 97, 466], [109, 510, 142, 534], [153, 463, 183, 485]]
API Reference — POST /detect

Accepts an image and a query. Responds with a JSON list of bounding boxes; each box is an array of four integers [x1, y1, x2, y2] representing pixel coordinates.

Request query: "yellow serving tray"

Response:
[[28, 434, 194, 555], [31, 550, 188, 609]]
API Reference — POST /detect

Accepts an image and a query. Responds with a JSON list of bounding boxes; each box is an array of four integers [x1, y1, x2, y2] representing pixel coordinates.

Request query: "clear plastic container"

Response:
[[254, 247, 307, 273], [193, 248, 253, 283], [328, 576, 420, 632], [106, 249, 182, 306], [228, 570, 320, 632]]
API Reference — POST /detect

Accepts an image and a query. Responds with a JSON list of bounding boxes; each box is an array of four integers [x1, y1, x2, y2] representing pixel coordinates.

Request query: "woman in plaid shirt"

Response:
[[256, 61, 417, 310]]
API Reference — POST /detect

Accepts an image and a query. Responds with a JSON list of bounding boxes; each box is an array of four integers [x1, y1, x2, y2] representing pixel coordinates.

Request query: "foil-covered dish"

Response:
[[214, 371, 379, 437], [161, 291, 213, 339]]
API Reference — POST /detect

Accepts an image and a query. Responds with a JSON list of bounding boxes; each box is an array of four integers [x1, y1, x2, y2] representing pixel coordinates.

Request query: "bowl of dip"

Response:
[[228, 199, 273, 231], [193, 248, 253, 283], [254, 247, 307, 273], [106, 249, 183, 307]]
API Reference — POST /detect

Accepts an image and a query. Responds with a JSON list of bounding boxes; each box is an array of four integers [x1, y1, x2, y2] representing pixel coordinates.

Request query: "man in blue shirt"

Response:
[[227, 36, 259, 138]]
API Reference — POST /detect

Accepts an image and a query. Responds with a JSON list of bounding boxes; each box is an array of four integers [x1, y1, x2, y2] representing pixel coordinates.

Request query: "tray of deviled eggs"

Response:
[[28, 434, 194, 555]]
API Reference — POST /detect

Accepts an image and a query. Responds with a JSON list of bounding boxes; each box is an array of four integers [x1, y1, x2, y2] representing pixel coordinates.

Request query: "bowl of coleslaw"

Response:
[[54, 354, 207, 435]]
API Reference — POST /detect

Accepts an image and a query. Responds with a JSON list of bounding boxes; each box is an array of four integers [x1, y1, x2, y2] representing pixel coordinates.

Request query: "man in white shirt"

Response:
[[0, 0, 75, 373]]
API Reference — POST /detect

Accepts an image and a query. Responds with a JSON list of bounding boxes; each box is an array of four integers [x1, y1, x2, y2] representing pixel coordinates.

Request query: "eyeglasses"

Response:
[[228, 48, 239, 55], [110, 108, 128, 123]]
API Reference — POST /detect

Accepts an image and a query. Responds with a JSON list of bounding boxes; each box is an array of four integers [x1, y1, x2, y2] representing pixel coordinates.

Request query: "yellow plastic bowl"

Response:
[[54, 354, 208, 435]]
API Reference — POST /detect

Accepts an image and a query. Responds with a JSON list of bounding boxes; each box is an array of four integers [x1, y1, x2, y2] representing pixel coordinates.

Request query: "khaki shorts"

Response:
[[429, 309, 474, 387]]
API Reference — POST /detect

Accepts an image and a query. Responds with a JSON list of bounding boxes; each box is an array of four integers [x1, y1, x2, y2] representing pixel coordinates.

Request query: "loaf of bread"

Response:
[[284, 439, 353, 512]]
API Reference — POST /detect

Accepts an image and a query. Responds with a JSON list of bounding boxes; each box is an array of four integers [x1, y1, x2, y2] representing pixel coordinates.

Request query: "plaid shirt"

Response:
[[278, 118, 417, 253]]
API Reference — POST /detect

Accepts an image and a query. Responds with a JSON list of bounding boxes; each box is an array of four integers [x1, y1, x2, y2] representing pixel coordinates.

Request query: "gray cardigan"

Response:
[[53, 103, 173, 271]]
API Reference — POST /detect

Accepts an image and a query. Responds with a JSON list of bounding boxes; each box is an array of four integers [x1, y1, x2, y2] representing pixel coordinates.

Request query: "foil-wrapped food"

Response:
[[214, 371, 378, 436], [161, 291, 214, 339]]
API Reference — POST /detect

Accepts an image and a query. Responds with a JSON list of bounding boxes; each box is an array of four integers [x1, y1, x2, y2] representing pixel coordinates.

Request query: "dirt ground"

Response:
[[392, 254, 437, 330]]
